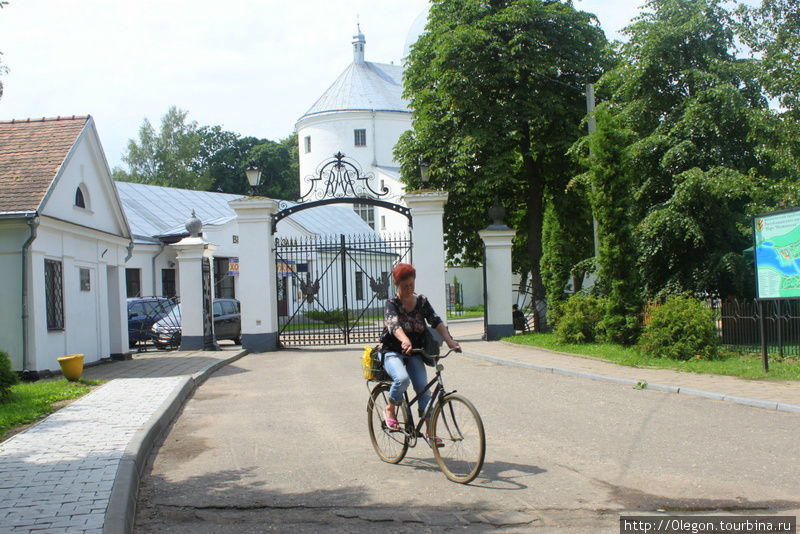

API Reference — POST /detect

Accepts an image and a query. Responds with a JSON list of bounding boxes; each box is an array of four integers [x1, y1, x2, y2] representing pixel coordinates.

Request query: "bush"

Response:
[[0, 350, 19, 399], [554, 295, 606, 344], [305, 309, 346, 324], [638, 296, 719, 360]]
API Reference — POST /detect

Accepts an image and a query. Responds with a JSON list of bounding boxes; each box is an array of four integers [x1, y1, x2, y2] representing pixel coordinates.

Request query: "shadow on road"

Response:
[[135, 466, 541, 533]]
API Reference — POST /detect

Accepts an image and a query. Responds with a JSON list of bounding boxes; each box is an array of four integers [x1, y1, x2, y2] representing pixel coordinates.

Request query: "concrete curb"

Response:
[[102, 349, 249, 534], [462, 349, 800, 415]]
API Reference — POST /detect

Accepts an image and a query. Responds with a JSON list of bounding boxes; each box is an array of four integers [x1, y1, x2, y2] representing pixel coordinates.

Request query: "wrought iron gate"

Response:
[[201, 257, 215, 350], [275, 232, 412, 346]]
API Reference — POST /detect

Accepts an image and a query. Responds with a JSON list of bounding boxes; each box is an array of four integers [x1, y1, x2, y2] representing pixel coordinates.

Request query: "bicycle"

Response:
[[366, 348, 486, 484]]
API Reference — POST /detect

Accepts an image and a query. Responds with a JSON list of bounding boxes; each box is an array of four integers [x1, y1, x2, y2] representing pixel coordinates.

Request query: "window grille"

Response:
[[355, 271, 364, 300], [161, 268, 176, 297], [45, 259, 64, 330], [126, 268, 141, 298], [214, 257, 235, 299], [304, 135, 312, 153], [353, 202, 375, 229], [354, 129, 367, 147], [79, 268, 90, 291]]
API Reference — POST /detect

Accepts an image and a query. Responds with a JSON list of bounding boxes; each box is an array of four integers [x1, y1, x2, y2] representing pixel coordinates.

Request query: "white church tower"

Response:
[[295, 27, 412, 234]]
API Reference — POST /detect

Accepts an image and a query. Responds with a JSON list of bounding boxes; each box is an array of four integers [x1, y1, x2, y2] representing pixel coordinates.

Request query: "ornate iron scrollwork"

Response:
[[300, 152, 389, 201]]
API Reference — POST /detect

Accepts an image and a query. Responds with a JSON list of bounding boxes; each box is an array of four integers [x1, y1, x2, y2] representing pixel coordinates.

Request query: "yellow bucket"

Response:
[[57, 354, 84, 381]]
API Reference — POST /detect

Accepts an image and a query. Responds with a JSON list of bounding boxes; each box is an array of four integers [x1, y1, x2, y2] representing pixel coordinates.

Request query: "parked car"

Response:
[[127, 297, 178, 348], [151, 298, 241, 348]]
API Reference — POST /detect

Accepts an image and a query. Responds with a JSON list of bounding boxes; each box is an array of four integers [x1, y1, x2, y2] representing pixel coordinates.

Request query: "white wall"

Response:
[[296, 110, 412, 235], [446, 266, 485, 309], [19, 124, 132, 372], [0, 220, 30, 369], [27, 218, 129, 372]]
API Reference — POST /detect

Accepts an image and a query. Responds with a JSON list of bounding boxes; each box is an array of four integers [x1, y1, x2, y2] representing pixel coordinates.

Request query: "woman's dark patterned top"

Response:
[[380, 294, 442, 354]]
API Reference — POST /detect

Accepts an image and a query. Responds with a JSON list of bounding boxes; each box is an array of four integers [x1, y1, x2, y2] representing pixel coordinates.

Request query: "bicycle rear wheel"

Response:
[[431, 393, 485, 483], [367, 383, 409, 464]]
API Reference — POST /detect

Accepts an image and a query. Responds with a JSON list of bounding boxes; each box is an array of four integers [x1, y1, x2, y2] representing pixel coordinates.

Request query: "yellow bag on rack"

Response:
[[361, 345, 387, 381]]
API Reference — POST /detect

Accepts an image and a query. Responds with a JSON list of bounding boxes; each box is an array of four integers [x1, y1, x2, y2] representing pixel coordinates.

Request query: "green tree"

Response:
[[246, 133, 300, 200], [575, 105, 642, 343], [738, 0, 800, 209], [396, 0, 609, 310], [738, 0, 800, 118], [540, 188, 593, 327], [0, 2, 10, 101], [593, 0, 771, 297], [114, 108, 300, 199], [114, 106, 212, 190]]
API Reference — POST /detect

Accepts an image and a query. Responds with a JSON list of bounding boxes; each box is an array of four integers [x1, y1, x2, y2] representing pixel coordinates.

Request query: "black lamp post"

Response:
[[245, 161, 262, 196], [418, 157, 430, 188]]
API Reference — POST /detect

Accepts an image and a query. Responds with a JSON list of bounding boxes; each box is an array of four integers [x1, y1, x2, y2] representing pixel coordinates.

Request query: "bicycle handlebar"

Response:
[[410, 348, 461, 359]]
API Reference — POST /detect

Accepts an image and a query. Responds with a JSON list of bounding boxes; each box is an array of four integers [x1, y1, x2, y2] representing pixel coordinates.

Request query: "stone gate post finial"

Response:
[[185, 210, 203, 237]]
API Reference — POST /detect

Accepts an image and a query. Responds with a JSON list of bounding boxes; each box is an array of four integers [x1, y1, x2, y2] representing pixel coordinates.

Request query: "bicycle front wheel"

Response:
[[367, 383, 409, 464], [431, 393, 485, 483]]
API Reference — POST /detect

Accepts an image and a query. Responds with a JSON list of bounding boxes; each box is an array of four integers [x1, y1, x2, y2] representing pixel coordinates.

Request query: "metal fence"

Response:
[[707, 297, 800, 358], [445, 281, 464, 316], [127, 296, 181, 351], [275, 232, 412, 346]]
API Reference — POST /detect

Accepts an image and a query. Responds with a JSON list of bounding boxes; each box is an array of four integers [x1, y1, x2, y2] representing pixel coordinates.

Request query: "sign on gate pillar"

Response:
[[173, 236, 218, 350], [404, 191, 449, 323], [229, 197, 280, 352], [479, 225, 516, 340]]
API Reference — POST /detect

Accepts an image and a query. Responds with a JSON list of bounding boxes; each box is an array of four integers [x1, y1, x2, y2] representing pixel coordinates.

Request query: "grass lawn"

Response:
[[0, 378, 104, 441], [504, 333, 800, 381], [448, 305, 485, 320]]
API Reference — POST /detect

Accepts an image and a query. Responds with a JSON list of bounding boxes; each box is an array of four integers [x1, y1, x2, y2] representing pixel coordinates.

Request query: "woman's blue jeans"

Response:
[[383, 351, 431, 417]]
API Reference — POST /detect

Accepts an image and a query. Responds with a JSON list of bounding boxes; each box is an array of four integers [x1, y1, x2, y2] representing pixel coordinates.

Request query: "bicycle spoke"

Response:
[[367, 384, 409, 464], [431, 394, 485, 483]]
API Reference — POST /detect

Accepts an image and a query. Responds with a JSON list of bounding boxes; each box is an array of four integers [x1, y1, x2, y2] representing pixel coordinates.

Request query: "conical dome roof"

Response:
[[298, 30, 410, 121], [300, 61, 408, 119]]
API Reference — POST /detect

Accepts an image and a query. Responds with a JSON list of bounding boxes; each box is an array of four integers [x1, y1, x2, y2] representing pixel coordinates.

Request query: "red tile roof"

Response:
[[0, 116, 90, 215]]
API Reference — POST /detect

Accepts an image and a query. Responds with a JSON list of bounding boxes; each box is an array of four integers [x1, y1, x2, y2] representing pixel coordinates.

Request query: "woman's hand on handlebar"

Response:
[[446, 339, 461, 352], [400, 338, 413, 355]]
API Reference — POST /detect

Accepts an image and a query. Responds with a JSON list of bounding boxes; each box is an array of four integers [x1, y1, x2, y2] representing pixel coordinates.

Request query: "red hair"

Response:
[[392, 263, 416, 284]]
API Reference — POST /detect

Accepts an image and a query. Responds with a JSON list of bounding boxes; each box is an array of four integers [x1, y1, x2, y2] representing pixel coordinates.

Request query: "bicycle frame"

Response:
[[397, 349, 458, 442]]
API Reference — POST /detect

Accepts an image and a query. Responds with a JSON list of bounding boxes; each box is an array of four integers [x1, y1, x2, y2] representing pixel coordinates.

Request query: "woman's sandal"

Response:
[[384, 407, 400, 430], [425, 435, 444, 447]]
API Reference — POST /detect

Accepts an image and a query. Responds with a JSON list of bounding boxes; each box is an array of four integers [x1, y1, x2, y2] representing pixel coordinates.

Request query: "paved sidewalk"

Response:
[[0, 346, 247, 534], [449, 318, 800, 412], [0, 323, 797, 534]]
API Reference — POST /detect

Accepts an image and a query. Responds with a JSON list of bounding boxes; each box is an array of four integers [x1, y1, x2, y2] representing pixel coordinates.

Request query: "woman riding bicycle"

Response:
[[381, 263, 461, 437]]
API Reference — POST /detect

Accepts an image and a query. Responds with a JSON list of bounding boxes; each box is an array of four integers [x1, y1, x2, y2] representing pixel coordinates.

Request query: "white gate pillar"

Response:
[[229, 197, 280, 353], [173, 235, 217, 350], [404, 191, 449, 322], [479, 222, 516, 340]]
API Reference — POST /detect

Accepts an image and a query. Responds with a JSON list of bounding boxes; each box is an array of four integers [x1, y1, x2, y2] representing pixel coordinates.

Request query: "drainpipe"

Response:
[[371, 110, 377, 167], [151, 241, 166, 295], [21, 216, 39, 372]]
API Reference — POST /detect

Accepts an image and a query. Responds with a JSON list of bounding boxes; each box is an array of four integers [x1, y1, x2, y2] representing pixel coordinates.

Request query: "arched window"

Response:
[[75, 186, 86, 208]]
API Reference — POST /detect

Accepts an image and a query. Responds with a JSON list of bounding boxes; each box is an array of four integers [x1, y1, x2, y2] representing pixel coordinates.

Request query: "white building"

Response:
[[296, 28, 411, 235], [298, 23, 485, 311], [0, 116, 132, 372]]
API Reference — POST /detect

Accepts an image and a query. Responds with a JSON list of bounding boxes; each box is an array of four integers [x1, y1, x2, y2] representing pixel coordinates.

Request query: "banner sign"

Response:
[[753, 208, 800, 299], [227, 258, 239, 277], [277, 260, 296, 277]]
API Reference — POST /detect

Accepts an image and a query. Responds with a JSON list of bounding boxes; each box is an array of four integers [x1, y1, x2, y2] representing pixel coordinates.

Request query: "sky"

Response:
[[0, 0, 741, 171]]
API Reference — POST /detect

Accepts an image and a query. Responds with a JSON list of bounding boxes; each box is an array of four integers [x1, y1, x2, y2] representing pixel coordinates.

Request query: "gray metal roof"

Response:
[[300, 61, 410, 119], [115, 181, 242, 243], [115, 181, 377, 243], [279, 200, 376, 236]]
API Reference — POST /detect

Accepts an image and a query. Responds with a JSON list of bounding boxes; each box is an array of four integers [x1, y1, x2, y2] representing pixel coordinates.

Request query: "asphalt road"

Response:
[[134, 345, 800, 533]]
